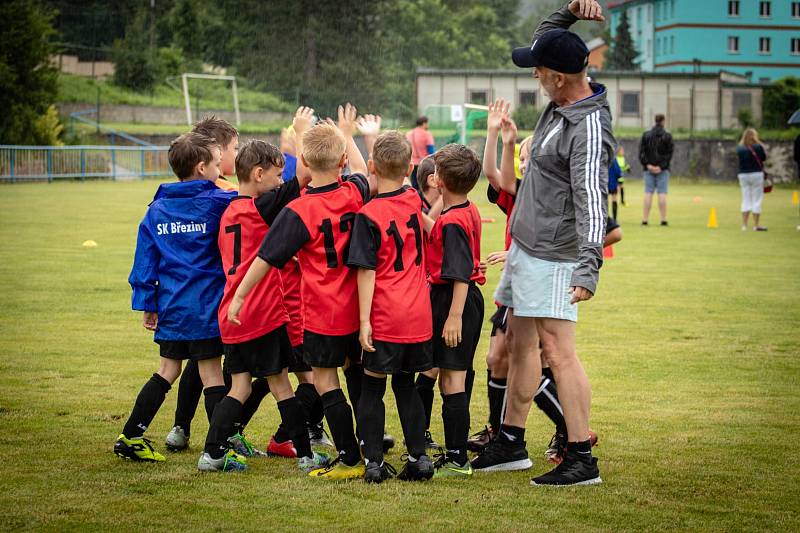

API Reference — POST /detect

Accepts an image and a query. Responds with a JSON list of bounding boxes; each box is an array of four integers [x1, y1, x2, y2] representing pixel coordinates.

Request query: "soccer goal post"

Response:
[[421, 103, 489, 145], [180, 73, 241, 126]]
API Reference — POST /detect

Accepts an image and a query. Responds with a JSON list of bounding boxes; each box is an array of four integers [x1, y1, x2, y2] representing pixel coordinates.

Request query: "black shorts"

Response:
[[288, 344, 312, 373], [223, 326, 293, 378], [490, 305, 510, 337], [431, 282, 485, 371], [363, 339, 434, 375], [157, 337, 223, 362], [303, 330, 362, 369]]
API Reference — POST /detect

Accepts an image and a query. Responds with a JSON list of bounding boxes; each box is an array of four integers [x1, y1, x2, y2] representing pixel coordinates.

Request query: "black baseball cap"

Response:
[[511, 28, 589, 74]]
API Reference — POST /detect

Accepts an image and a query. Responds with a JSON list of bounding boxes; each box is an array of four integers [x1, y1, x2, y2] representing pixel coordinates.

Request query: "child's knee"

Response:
[[158, 358, 182, 383]]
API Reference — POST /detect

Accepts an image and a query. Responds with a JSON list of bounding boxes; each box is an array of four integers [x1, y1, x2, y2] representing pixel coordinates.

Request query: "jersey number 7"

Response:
[[319, 213, 355, 268]]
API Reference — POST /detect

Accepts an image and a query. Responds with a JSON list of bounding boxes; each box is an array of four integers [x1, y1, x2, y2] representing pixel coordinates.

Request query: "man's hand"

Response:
[[227, 294, 244, 325], [142, 311, 158, 331], [359, 321, 376, 352], [487, 250, 508, 265], [357, 114, 381, 137], [647, 164, 662, 174], [568, 0, 605, 21], [337, 103, 358, 138], [488, 98, 510, 132], [293, 106, 315, 136], [500, 116, 518, 146], [569, 286, 594, 305], [442, 313, 463, 348]]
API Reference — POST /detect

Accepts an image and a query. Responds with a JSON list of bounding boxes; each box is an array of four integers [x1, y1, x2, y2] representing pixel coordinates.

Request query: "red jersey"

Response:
[[347, 186, 432, 343], [259, 174, 370, 336], [279, 258, 304, 347], [217, 179, 301, 343], [487, 180, 520, 251], [427, 200, 486, 286]]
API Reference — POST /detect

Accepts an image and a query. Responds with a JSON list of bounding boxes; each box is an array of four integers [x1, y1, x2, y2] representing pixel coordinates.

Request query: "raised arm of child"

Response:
[[292, 106, 315, 187], [337, 103, 369, 177], [357, 268, 377, 352], [357, 114, 381, 160], [498, 116, 520, 195], [483, 98, 509, 191], [227, 257, 272, 325]]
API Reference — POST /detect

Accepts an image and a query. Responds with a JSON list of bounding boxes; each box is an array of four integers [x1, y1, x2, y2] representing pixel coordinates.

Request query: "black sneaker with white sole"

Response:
[[530, 454, 602, 486], [470, 438, 533, 472], [396, 454, 434, 481]]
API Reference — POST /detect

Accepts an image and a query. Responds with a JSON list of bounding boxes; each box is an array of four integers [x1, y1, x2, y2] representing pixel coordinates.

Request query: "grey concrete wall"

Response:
[[59, 103, 291, 126]]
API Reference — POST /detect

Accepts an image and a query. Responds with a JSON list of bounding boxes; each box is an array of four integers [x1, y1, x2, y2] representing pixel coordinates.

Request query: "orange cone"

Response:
[[603, 245, 614, 258]]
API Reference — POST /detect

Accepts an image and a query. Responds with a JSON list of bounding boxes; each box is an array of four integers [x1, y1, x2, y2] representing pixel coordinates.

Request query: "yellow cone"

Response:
[[707, 208, 718, 229], [792, 191, 799, 205], [82, 240, 98, 247]]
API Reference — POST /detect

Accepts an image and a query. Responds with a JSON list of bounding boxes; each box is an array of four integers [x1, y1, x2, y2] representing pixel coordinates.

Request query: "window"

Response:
[[728, 36, 740, 53], [759, 37, 771, 54], [760, 1, 771, 17], [469, 90, 488, 106], [792, 38, 800, 55], [759, 77, 771, 84], [671, 35, 675, 54], [728, 0, 739, 16], [518, 90, 537, 107], [647, 39, 651, 57], [621, 92, 641, 116], [732, 92, 752, 115], [647, 4, 652, 22], [793, 2, 800, 18]]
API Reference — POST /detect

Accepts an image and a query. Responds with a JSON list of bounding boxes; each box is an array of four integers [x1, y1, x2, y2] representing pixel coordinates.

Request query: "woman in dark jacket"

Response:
[[736, 128, 767, 231]]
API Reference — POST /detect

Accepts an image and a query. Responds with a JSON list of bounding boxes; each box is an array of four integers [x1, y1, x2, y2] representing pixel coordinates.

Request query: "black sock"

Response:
[[392, 373, 426, 458], [122, 373, 171, 438], [223, 370, 232, 390], [277, 397, 312, 459], [357, 374, 386, 464], [612, 200, 618, 221], [238, 377, 270, 431], [415, 374, 436, 429], [295, 382, 320, 424], [273, 423, 290, 443], [441, 392, 469, 466], [534, 370, 566, 435], [487, 376, 507, 430], [620, 186, 626, 204], [569, 439, 593, 463], [321, 389, 360, 466], [496, 423, 525, 446], [465, 368, 476, 408], [173, 360, 202, 437], [344, 363, 363, 418], [204, 395, 242, 459], [203, 385, 227, 425]]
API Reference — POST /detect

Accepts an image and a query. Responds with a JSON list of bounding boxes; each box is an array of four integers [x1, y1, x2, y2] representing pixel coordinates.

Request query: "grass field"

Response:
[[0, 179, 799, 531]]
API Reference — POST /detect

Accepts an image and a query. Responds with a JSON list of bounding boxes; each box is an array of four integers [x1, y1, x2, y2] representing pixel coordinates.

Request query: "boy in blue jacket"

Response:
[[114, 132, 237, 462]]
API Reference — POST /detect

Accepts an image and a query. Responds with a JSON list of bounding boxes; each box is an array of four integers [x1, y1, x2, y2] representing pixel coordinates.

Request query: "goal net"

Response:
[[180, 73, 241, 126]]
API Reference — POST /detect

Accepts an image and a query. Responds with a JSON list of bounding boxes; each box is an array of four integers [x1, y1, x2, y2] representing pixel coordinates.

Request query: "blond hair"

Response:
[[302, 123, 347, 171], [739, 127, 762, 147], [372, 131, 412, 179], [519, 135, 533, 157]]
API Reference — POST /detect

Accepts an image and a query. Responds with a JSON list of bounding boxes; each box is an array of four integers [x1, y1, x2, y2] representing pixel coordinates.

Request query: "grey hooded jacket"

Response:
[[509, 4, 616, 295]]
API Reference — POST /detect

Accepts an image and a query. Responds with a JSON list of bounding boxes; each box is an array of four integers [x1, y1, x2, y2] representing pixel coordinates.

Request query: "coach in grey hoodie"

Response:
[[472, 0, 614, 487]]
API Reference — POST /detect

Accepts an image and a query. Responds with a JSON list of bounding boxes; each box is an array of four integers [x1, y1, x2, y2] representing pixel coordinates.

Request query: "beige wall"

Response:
[[53, 55, 115, 79]]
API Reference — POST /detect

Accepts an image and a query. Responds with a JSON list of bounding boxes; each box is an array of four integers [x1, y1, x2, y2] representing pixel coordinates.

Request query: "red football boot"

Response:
[[267, 436, 297, 458]]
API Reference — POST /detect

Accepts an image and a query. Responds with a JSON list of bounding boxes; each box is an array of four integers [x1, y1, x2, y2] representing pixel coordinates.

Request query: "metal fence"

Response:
[[0, 145, 170, 182]]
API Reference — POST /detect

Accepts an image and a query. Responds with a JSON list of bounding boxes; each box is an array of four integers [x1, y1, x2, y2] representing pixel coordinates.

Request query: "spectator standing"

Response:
[[639, 114, 674, 226], [406, 116, 435, 190], [737, 128, 768, 231]]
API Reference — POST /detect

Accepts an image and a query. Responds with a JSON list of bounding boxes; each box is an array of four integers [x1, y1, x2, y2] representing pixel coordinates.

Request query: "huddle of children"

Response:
[[114, 103, 487, 482]]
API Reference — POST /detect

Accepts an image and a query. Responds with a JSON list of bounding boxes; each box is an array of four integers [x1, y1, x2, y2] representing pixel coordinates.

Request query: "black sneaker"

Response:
[[467, 426, 494, 453], [383, 433, 396, 454], [641, 221, 648, 226], [660, 220, 668, 226], [364, 460, 397, 484], [471, 437, 532, 472], [424, 430, 439, 451], [397, 454, 434, 481], [531, 453, 602, 486]]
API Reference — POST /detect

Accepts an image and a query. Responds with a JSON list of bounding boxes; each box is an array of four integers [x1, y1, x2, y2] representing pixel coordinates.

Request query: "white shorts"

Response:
[[494, 243, 579, 322]]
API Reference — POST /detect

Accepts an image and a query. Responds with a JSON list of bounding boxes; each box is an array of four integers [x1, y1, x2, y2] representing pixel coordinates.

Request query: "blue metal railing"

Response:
[[68, 108, 155, 147], [0, 145, 170, 182]]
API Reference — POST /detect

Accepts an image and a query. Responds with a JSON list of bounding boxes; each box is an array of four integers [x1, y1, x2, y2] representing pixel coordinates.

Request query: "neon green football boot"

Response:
[[433, 450, 473, 478], [114, 434, 166, 462]]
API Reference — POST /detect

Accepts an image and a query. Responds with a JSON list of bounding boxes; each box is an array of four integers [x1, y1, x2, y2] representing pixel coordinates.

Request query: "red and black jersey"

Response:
[[427, 201, 486, 286], [258, 174, 371, 336], [347, 186, 432, 343], [487, 179, 521, 251], [279, 258, 303, 347], [217, 179, 301, 343]]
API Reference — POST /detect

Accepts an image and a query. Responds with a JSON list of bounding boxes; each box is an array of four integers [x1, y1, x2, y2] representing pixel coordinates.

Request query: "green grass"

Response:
[[58, 73, 294, 113], [71, 120, 287, 137], [0, 180, 799, 531]]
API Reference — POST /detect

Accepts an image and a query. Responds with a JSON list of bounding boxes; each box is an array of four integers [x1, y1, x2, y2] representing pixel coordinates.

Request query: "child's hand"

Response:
[[293, 106, 315, 136], [568, 0, 605, 21], [142, 312, 158, 331], [500, 116, 518, 145], [359, 321, 375, 352], [442, 314, 462, 348], [227, 295, 244, 325], [488, 98, 510, 132], [478, 260, 488, 274], [487, 250, 508, 265], [357, 114, 381, 137], [337, 103, 358, 137]]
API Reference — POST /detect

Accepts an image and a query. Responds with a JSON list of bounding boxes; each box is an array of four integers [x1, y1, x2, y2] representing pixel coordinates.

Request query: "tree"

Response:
[[0, 1, 61, 144], [763, 77, 800, 129], [605, 9, 637, 70]]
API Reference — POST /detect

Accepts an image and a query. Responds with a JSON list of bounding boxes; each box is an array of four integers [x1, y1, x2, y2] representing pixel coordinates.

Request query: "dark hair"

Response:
[[235, 140, 285, 182], [415, 116, 429, 127], [655, 114, 665, 125], [417, 155, 435, 193], [433, 143, 481, 195], [192, 115, 239, 150], [168, 132, 218, 180], [372, 131, 411, 179]]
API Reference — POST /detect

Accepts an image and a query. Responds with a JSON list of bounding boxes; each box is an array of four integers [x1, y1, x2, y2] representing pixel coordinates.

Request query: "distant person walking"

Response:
[[737, 128, 768, 232], [639, 114, 674, 226], [406, 116, 435, 190]]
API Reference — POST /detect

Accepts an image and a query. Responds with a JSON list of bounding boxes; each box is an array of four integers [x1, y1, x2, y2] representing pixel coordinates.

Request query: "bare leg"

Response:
[[502, 313, 541, 428], [658, 193, 668, 223], [642, 192, 653, 223], [742, 211, 750, 228]]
